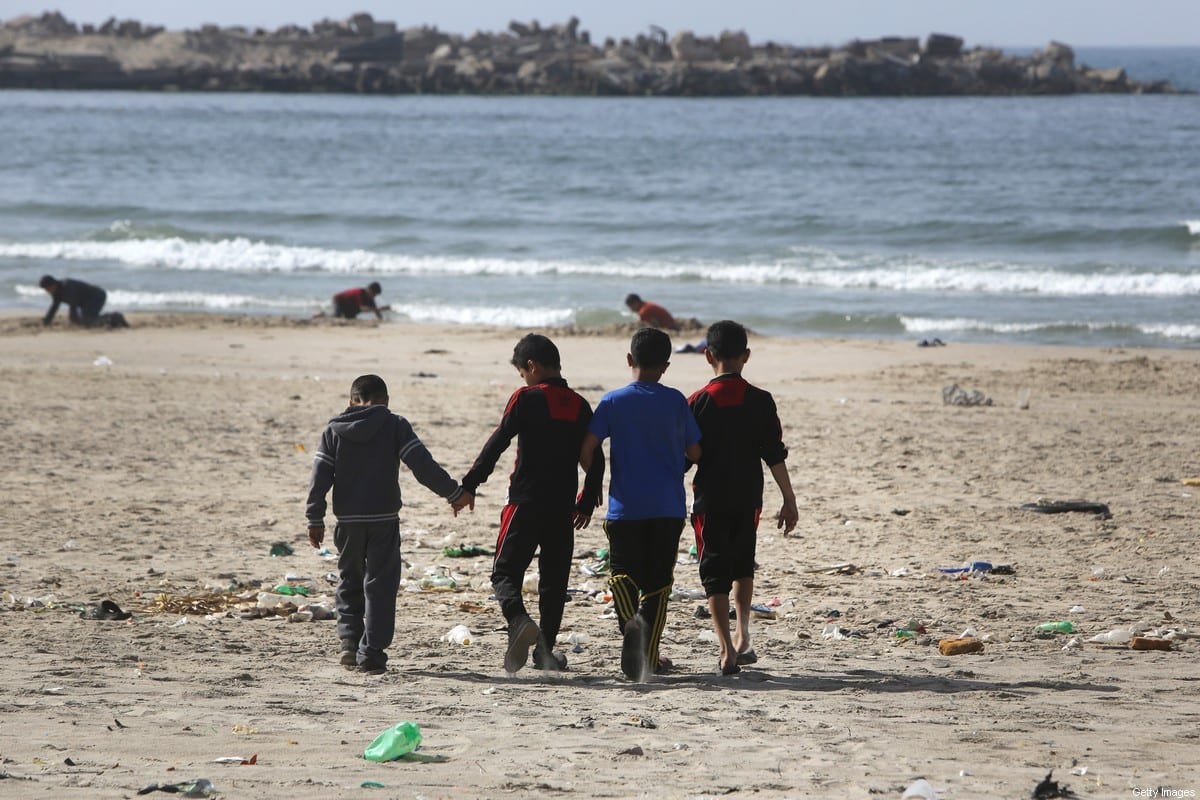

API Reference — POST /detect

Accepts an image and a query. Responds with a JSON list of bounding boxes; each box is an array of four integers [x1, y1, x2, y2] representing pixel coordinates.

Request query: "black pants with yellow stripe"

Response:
[[604, 517, 684, 670]]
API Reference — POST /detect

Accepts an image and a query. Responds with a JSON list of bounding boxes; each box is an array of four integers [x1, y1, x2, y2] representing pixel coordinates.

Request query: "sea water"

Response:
[[1, 47, 1197, 346]]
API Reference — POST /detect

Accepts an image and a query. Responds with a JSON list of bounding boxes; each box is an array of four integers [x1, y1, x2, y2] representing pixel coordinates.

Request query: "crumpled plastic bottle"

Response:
[[363, 722, 422, 762]]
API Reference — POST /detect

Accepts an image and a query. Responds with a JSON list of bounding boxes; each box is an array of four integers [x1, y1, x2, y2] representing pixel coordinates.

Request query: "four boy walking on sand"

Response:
[[304, 322, 795, 680]]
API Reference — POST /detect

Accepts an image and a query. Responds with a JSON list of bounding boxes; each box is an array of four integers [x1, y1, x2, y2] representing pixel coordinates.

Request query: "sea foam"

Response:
[[3, 237, 1200, 296]]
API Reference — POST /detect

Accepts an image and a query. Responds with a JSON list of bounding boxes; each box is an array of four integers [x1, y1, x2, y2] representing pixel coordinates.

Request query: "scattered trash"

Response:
[[938, 637, 984, 656], [1031, 769, 1075, 799], [1130, 636, 1173, 651], [629, 715, 656, 729], [821, 624, 851, 640], [1087, 629, 1132, 645], [302, 603, 335, 621], [271, 585, 311, 597], [1180, 477, 1200, 487], [169, 617, 188, 628], [1062, 637, 1082, 651], [363, 722, 422, 762], [268, 543, 294, 557], [443, 624, 473, 645], [805, 562, 858, 575], [751, 605, 777, 620], [1069, 605, 1085, 613], [917, 338, 945, 348], [93, 355, 114, 367], [1034, 621, 1074, 634], [137, 779, 216, 797], [80, 600, 132, 621], [360, 782, 386, 789], [616, 745, 644, 757], [901, 778, 938, 799], [555, 631, 589, 651], [231, 724, 256, 735], [212, 754, 257, 765], [441, 545, 492, 558], [942, 383, 992, 406], [420, 573, 457, 591], [1017, 387, 1032, 409], [1020, 500, 1111, 518]]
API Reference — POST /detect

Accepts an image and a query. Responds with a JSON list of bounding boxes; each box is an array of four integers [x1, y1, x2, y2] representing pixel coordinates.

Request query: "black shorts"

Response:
[[691, 508, 760, 597], [333, 298, 360, 319]]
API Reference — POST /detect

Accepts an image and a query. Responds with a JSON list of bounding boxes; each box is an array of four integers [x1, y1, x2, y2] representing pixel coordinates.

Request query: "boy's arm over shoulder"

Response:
[[461, 387, 525, 494], [394, 414, 464, 504]]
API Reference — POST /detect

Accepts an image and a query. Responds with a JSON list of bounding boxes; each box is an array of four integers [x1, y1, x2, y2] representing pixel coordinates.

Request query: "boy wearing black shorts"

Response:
[[460, 334, 605, 673], [688, 320, 798, 675], [581, 328, 702, 681]]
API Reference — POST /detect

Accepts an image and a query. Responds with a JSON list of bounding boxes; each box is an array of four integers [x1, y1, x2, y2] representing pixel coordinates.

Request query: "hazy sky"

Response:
[[3, 1, 1199, 47]]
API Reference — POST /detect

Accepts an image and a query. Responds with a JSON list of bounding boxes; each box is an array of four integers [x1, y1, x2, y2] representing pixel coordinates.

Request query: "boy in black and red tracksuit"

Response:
[[688, 320, 799, 676], [460, 334, 605, 673]]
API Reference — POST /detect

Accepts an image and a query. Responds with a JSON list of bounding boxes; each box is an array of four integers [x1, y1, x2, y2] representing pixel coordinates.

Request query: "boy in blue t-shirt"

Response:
[[581, 328, 702, 680]]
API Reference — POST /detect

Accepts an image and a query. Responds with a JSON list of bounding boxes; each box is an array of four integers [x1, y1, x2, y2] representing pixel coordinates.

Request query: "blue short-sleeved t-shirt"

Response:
[[588, 381, 702, 520]]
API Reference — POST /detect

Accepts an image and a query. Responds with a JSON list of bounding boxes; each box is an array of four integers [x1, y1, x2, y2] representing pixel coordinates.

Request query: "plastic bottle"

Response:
[[1035, 621, 1074, 634], [180, 779, 217, 798], [444, 624, 472, 645], [420, 574, 457, 591], [363, 721, 422, 762]]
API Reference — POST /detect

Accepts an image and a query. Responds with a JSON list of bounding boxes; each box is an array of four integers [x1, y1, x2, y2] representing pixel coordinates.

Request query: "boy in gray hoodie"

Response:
[[306, 374, 470, 674]]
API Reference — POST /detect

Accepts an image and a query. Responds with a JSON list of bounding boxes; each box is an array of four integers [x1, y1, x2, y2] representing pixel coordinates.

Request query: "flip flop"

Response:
[[719, 660, 741, 676], [81, 599, 132, 621], [735, 649, 758, 666]]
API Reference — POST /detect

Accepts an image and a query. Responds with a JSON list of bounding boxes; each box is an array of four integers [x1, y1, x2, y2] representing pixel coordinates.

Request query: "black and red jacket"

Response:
[[688, 374, 788, 514], [462, 377, 605, 512]]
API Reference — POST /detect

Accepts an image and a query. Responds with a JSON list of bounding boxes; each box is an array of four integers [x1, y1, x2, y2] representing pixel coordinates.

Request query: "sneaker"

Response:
[[532, 647, 568, 671], [356, 659, 387, 676], [339, 640, 358, 669], [504, 615, 540, 673], [621, 616, 648, 681]]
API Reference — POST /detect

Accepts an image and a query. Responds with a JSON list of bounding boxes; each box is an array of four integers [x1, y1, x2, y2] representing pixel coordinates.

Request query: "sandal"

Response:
[[81, 599, 132, 621]]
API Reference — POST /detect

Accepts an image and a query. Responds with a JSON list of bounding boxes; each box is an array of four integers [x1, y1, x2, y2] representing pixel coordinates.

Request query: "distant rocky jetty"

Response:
[[0, 11, 1180, 96]]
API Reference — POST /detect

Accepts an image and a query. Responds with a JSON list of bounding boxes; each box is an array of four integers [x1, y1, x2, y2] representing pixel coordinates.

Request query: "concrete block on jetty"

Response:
[[0, 11, 1183, 96]]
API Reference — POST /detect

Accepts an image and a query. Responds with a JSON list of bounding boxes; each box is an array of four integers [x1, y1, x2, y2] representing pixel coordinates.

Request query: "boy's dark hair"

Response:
[[630, 327, 672, 369], [351, 374, 388, 402], [705, 320, 748, 359], [511, 333, 560, 370], [624, 293, 642, 306], [367, 281, 382, 294], [39, 275, 57, 289]]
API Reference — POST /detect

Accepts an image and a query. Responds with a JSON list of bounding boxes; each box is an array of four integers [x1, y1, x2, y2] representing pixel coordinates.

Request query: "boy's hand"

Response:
[[451, 491, 475, 516], [572, 511, 592, 530], [776, 499, 799, 534], [308, 526, 324, 548]]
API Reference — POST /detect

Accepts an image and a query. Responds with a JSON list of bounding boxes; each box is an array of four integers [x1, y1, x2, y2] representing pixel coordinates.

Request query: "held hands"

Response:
[[776, 499, 799, 534], [307, 526, 325, 549], [450, 490, 475, 517]]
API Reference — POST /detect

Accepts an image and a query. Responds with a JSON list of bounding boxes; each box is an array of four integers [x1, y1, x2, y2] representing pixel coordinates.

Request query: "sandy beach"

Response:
[[0, 311, 1197, 799]]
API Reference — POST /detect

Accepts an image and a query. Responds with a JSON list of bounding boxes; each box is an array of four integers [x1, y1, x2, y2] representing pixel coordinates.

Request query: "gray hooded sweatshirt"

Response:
[[305, 404, 463, 529]]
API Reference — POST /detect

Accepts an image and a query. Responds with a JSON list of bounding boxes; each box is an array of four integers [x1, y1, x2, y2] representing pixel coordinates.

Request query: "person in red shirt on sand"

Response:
[[332, 282, 387, 320], [624, 293, 680, 331]]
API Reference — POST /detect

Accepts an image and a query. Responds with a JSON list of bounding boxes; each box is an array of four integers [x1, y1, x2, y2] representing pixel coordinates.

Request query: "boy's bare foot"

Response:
[[719, 656, 741, 675]]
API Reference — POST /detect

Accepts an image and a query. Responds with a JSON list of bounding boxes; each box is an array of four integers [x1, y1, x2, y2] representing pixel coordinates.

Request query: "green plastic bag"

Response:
[[364, 721, 422, 762]]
